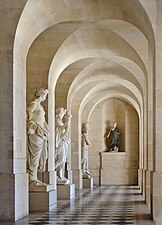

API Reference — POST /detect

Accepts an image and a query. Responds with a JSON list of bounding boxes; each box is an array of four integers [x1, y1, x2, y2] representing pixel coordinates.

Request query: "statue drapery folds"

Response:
[[26, 88, 49, 186]]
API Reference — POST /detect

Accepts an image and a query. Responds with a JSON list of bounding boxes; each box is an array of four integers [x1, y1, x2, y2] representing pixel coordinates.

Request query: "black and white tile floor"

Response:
[[6, 186, 156, 225]]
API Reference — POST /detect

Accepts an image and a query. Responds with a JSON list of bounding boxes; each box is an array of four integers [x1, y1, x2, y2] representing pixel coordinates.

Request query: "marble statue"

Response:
[[107, 122, 120, 152], [55, 107, 72, 185], [26, 88, 49, 186], [81, 122, 91, 178]]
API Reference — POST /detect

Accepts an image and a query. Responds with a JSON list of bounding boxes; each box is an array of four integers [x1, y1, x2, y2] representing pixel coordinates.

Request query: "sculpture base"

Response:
[[57, 177, 70, 185], [83, 177, 93, 188], [105, 148, 118, 153], [29, 184, 57, 212], [29, 183, 54, 192], [100, 152, 138, 185], [57, 183, 75, 200]]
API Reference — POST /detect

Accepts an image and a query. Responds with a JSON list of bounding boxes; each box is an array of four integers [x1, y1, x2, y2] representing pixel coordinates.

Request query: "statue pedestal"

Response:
[[83, 177, 93, 188], [29, 184, 57, 212], [57, 183, 75, 200], [100, 152, 137, 185]]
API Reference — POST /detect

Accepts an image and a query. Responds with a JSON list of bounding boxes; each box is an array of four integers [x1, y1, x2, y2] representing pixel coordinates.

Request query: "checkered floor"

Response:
[[25, 186, 155, 225]]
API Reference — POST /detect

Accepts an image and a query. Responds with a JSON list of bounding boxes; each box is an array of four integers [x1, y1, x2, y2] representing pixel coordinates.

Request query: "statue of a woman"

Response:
[[55, 107, 72, 184], [26, 88, 49, 186], [107, 122, 120, 152], [81, 122, 91, 178]]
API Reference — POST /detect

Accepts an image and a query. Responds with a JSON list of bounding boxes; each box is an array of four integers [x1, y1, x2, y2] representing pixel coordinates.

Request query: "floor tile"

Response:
[[1, 185, 156, 225]]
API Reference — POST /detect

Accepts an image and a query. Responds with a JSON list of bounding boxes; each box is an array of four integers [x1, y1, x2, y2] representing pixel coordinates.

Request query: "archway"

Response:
[[11, 0, 156, 221]]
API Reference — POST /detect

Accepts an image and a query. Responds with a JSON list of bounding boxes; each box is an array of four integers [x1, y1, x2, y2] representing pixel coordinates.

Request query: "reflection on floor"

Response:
[[8, 186, 156, 225]]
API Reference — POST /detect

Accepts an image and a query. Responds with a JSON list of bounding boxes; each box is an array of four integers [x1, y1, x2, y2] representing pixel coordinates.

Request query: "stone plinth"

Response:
[[100, 152, 137, 185], [153, 171, 162, 225], [29, 184, 57, 212], [57, 184, 75, 200], [83, 177, 93, 188]]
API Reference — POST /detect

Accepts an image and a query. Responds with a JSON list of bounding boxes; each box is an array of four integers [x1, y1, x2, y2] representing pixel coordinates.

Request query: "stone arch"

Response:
[[13, 0, 155, 172], [69, 75, 143, 188], [11, 0, 156, 218], [84, 97, 139, 185]]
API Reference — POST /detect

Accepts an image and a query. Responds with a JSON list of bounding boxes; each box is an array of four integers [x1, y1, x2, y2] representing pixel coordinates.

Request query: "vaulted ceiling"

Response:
[[14, 0, 155, 121]]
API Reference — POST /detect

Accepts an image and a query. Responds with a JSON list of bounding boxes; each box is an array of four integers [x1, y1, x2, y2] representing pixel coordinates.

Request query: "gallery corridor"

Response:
[[8, 186, 155, 225]]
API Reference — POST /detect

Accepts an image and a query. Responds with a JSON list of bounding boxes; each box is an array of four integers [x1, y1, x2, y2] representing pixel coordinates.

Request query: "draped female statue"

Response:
[[26, 88, 49, 186], [81, 122, 91, 178], [55, 107, 72, 185]]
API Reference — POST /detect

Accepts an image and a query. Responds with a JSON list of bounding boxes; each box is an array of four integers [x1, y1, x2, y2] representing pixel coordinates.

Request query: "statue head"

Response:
[[56, 107, 66, 119], [113, 122, 117, 128], [33, 88, 49, 101], [81, 122, 89, 134]]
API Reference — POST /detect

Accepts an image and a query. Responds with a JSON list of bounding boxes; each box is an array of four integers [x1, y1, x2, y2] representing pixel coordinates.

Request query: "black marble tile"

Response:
[[14, 186, 156, 225]]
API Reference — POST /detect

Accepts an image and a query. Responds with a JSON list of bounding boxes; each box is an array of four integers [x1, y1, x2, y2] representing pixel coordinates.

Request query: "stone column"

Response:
[[0, 1, 28, 222], [71, 114, 83, 189], [153, 1, 162, 224]]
